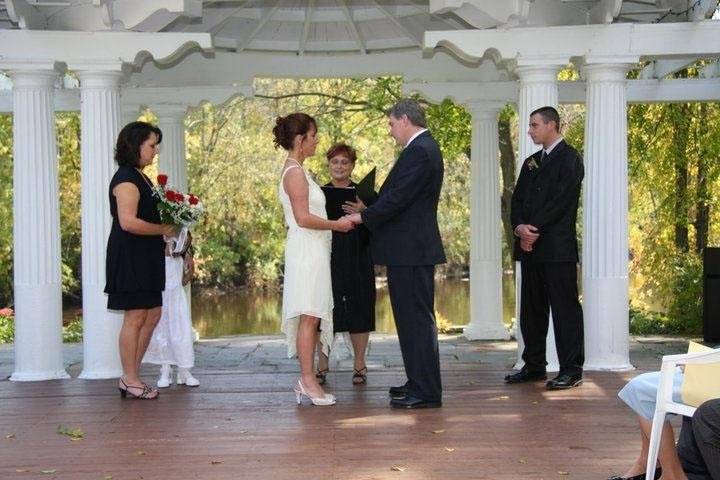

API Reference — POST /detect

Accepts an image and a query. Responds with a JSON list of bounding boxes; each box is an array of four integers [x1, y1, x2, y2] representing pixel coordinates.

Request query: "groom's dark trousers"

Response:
[[387, 265, 441, 402], [361, 130, 446, 402]]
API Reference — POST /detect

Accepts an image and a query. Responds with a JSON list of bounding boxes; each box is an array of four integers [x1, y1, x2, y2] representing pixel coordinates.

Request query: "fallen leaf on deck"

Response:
[[211, 461, 223, 465], [431, 429, 445, 434], [390, 465, 408, 472], [6, 433, 15, 439], [15, 469, 28, 473], [56, 425, 84, 439], [532, 401, 539, 405], [518, 459, 527, 464], [136, 451, 146, 456], [40, 469, 56, 474], [558, 471, 569, 475], [488, 396, 510, 401], [104, 476, 113, 479], [444, 447, 455, 452], [239, 430, 248, 434]]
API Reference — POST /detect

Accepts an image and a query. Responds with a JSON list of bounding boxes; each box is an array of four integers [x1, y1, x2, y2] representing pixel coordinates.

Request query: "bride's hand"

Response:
[[334, 217, 354, 233]]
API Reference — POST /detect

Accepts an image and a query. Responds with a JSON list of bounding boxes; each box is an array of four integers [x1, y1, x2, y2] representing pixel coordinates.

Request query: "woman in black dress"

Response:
[[105, 121, 176, 399], [317, 143, 376, 385]]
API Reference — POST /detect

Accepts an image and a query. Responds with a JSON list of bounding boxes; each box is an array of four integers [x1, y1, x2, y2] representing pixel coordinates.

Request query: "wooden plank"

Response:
[[0, 364, 668, 479]]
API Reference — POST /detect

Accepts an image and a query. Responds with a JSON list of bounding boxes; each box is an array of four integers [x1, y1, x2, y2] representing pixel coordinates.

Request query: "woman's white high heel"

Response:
[[294, 379, 336, 406], [177, 367, 200, 387]]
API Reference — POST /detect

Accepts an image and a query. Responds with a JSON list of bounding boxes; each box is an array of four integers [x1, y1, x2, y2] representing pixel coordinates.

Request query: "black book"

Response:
[[321, 186, 357, 220], [355, 167, 377, 204]]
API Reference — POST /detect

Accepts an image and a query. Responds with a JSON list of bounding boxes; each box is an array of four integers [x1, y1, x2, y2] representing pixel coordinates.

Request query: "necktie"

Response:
[[540, 150, 548, 165]]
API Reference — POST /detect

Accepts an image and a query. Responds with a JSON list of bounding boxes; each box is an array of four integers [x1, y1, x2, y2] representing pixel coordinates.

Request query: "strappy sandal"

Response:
[[352, 366, 367, 385], [118, 377, 159, 400], [315, 368, 329, 386]]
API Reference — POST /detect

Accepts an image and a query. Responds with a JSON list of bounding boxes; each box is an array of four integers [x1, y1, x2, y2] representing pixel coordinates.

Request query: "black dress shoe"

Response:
[[607, 467, 662, 480], [388, 383, 409, 398], [504, 369, 547, 384], [546, 373, 583, 390], [390, 395, 442, 409]]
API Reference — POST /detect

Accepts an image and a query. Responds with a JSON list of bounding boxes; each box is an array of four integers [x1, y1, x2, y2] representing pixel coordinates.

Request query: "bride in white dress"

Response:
[[274, 113, 354, 406]]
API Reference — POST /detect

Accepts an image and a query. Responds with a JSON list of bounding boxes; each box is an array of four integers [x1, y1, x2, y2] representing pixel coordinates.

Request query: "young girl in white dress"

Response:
[[144, 232, 199, 388], [274, 113, 354, 406]]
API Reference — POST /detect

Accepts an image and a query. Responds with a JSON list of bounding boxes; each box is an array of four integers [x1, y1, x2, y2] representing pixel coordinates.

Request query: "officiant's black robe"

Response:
[[323, 181, 376, 334]]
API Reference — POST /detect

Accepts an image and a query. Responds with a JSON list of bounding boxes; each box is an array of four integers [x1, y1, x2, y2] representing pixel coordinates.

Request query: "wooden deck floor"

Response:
[[0, 336, 688, 480]]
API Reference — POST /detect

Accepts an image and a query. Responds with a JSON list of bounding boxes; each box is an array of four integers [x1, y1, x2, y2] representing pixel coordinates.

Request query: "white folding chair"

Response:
[[645, 348, 720, 480]]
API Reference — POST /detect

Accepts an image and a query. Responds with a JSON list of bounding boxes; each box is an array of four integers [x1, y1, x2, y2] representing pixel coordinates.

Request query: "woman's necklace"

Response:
[[135, 167, 154, 192]]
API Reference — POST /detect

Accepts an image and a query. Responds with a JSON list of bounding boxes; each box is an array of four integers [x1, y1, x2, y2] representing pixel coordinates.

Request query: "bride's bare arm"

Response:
[[283, 168, 353, 232]]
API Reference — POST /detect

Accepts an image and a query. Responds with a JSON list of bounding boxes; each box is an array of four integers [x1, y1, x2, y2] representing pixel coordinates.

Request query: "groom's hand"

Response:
[[342, 197, 366, 214]]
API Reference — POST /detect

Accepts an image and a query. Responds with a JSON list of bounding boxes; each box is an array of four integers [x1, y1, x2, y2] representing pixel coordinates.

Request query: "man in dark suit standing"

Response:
[[505, 106, 585, 390], [347, 99, 446, 408]]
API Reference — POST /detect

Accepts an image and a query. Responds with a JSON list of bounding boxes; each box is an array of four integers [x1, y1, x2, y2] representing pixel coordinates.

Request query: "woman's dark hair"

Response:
[[272, 113, 317, 151], [326, 143, 357, 163], [115, 121, 163, 167]]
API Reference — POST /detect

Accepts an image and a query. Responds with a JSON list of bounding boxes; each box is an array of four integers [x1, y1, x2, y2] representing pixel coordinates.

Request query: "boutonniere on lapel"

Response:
[[526, 158, 539, 171]]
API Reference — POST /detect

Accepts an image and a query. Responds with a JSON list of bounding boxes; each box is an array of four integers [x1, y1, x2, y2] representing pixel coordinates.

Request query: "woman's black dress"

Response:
[[324, 181, 376, 334], [105, 166, 165, 310]]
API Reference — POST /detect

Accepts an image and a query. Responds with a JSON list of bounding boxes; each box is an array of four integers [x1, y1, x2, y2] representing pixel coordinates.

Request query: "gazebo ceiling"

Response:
[[1, 0, 717, 56]]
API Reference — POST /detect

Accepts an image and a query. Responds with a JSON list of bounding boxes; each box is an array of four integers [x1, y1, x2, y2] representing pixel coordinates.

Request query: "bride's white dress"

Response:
[[278, 162, 334, 358]]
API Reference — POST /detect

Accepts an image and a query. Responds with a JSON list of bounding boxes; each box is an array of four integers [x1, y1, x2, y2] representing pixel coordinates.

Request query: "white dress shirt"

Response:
[[543, 136, 564, 156], [405, 128, 428, 148]]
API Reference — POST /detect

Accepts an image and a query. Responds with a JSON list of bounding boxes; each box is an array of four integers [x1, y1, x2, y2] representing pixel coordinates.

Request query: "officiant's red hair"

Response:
[[326, 143, 357, 163]]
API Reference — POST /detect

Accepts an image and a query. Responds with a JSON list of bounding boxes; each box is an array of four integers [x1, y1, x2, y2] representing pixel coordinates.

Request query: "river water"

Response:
[[191, 275, 516, 339]]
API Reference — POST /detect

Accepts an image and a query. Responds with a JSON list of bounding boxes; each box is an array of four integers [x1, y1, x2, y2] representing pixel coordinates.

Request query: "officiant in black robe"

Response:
[[317, 143, 376, 386]]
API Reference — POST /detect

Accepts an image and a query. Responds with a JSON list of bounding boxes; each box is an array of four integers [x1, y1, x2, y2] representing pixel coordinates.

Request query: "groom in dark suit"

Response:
[[505, 106, 585, 390], [347, 99, 446, 408]]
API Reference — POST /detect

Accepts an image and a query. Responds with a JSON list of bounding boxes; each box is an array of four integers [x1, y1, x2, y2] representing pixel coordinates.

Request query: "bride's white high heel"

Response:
[[294, 379, 336, 406]]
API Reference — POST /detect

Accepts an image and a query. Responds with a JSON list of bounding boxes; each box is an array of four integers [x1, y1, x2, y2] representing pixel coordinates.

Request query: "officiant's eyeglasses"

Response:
[[329, 156, 353, 166]]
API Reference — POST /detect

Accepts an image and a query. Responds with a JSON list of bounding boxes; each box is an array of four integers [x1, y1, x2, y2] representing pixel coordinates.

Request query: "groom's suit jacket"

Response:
[[511, 139, 584, 263], [360, 130, 446, 266]]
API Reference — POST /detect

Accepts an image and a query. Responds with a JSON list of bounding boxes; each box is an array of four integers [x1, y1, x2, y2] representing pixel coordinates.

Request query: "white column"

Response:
[[154, 104, 193, 319], [120, 103, 139, 128], [582, 62, 634, 371], [75, 68, 125, 379], [464, 101, 509, 340], [154, 105, 188, 192], [5, 67, 69, 381], [514, 63, 564, 372], [517, 65, 561, 161]]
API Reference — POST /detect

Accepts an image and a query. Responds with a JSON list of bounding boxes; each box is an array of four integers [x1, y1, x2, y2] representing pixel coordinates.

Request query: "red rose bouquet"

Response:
[[153, 174, 205, 227]]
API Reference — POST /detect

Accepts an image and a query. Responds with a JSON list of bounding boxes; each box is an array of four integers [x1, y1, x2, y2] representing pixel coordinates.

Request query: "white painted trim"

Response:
[[0, 30, 212, 67], [1, 77, 718, 113], [425, 21, 720, 63]]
